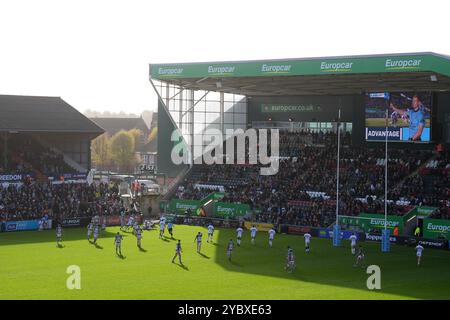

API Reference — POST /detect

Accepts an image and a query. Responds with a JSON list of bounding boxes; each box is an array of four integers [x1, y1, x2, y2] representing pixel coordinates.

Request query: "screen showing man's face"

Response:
[[412, 96, 420, 110]]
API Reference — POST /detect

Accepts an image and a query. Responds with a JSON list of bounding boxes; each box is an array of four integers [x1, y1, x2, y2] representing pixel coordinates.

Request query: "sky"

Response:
[[1, 0, 449, 115]]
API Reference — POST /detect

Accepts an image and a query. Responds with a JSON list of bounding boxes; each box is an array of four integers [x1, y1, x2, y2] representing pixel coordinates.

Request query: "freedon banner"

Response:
[[423, 218, 450, 240], [0, 173, 35, 182], [213, 202, 250, 219]]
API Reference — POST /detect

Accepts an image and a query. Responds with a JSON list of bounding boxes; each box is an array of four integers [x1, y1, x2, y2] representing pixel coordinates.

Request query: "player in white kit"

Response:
[[119, 209, 126, 230], [172, 240, 183, 264], [56, 224, 63, 246], [159, 220, 165, 239], [349, 233, 357, 255], [93, 225, 100, 244], [304, 232, 311, 253], [415, 244, 424, 266], [136, 226, 142, 248], [167, 222, 174, 239], [227, 239, 234, 261], [194, 232, 203, 253], [129, 215, 136, 230], [207, 224, 214, 243], [285, 246, 295, 273], [268, 228, 276, 247], [236, 226, 243, 246], [354, 246, 365, 268], [114, 232, 123, 256], [132, 221, 139, 235], [87, 223, 93, 241], [250, 225, 257, 245]]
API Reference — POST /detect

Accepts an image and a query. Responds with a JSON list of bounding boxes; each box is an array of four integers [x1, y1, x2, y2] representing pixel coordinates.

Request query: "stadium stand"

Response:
[[172, 130, 446, 228], [0, 95, 104, 178], [0, 95, 116, 222], [0, 182, 129, 222], [2, 134, 73, 175]]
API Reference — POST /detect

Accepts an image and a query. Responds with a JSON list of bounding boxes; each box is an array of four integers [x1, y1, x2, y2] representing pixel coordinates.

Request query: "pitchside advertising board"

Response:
[[365, 91, 432, 142], [423, 218, 450, 240], [339, 213, 404, 233], [317, 228, 362, 240], [364, 232, 448, 250], [244, 221, 274, 232], [166, 199, 250, 218], [167, 199, 201, 215], [213, 202, 250, 219], [61, 217, 91, 228], [2, 219, 53, 232], [3, 220, 39, 232]]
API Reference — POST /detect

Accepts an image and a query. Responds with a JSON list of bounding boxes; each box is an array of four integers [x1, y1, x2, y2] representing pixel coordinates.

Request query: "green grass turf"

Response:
[[0, 225, 449, 300], [366, 118, 431, 127]]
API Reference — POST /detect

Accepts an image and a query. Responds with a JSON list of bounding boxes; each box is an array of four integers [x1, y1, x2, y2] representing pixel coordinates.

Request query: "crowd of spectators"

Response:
[[0, 181, 129, 222], [392, 150, 449, 218], [173, 130, 448, 228], [279, 130, 351, 156]]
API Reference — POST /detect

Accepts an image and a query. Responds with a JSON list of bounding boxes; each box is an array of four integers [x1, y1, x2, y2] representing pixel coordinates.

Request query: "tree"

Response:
[[128, 128, 143, 150], [91, 133, 111, 170], [146, 127, 158, 144], [110, 130, 136, 172]]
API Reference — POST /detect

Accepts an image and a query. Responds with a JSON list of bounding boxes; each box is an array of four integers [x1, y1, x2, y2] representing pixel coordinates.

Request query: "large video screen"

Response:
[[365, 92, 432, 142]]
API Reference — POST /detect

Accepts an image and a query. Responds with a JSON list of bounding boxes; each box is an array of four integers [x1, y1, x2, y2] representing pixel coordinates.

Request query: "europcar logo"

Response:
[[261, 64, 292, 74], [207, 65, 236, 75], [175, 203, 197, 210], [385, 59, 422, 70], [217, 206, 235, 214], [320, 61, 353, 72], [158, 67, 184, 76], [370, 218, 399, 228], [426, 222, 450, 233]]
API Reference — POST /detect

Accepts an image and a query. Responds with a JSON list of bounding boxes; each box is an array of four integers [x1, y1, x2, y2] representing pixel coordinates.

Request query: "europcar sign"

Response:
[[340, 214, 404, 233], [423, 218, 450, 240], [168, 199, 201, 214], [385, 58, 422, 70], [213, 202, 250, 218], [150, 53, 450, 79]]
